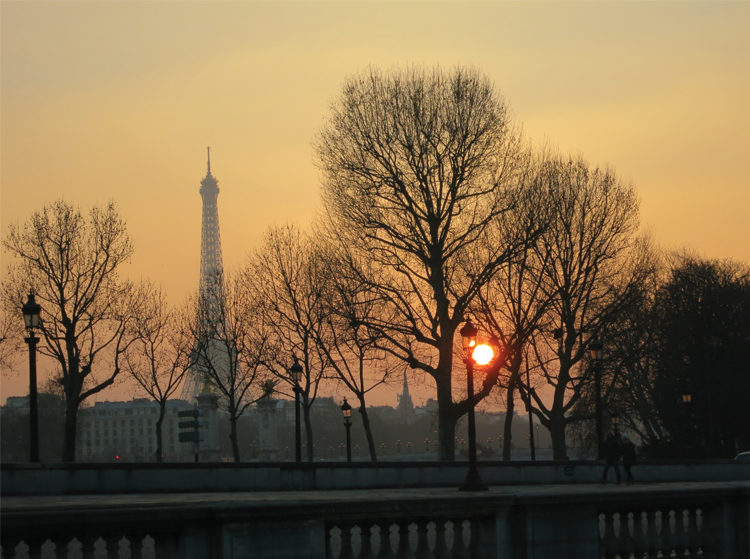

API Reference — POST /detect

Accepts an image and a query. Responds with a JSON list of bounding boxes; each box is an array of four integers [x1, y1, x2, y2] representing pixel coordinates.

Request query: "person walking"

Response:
[[621, 433, 637, 485], [601, 431, 622, 484]]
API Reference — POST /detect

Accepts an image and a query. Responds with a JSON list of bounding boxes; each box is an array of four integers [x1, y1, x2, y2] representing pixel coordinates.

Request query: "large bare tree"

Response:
[[124, 286, 193, 462], [315, 65, 540, 459], [2, 200, 142, 461], [510, 155, 654, 459]]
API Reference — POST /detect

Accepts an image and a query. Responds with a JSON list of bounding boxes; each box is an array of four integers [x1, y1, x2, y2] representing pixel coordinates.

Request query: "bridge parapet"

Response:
[[2, 482, 748, 558]]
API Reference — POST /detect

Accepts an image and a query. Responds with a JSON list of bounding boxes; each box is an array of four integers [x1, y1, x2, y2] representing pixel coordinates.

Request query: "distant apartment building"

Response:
[[76, 398, 204, 462]]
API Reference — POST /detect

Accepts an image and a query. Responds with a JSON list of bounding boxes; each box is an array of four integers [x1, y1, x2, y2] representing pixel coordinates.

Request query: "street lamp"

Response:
[[290, 358, 303, 462], [22, 292, 41, 463], [340, 397, 352, 462], [458, 319, 489, 491], [682, 393, 692, 404], [589, 337, 604, 459]]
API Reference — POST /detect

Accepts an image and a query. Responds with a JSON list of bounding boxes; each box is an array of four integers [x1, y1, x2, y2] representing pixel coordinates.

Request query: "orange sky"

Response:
[[2, 2, 749, 407]]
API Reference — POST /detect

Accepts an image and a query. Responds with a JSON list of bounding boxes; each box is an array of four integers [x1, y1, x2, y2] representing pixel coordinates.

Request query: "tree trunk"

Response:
[[229, 414, 240, 462], [303, 403, 314, 462], [549, 413, 568, 460], [62, 397, 79, 462], [357, 399, 377, 462], [503, 375, 517, 461], [436, 376, 456, 461], [155, 401, 166, 463]]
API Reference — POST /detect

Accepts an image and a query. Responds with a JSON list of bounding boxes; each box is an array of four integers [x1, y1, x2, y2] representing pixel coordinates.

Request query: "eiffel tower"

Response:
[[181, 147, 225, 401]]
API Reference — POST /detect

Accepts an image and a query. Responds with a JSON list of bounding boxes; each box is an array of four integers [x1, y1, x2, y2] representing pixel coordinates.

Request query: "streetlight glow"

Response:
[[472, 344, 493, 366]]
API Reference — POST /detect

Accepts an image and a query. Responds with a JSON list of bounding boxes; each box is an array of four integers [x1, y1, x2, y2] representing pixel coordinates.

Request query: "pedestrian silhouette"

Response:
[[621, 433, 637, 484], [601, 432, 622, 484]]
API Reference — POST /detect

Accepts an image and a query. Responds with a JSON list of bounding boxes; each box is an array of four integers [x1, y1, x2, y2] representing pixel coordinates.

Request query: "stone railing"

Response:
[[3, 459, 749, 496], [2, 482, 749, 558]]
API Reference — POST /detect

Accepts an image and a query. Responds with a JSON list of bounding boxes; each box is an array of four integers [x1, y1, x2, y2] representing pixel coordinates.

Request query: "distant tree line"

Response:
[[2, 65, 748, 462]]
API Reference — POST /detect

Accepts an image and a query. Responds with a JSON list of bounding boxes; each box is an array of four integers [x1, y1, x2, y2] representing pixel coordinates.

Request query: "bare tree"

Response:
[[2, 200, 142, 462], [124, 285, 192, 462], [314, 245, 399, 461], [188, 271, 270, 462], [244, 224, 329, 462], [510, 155, 654, 459], [315, 65, 540, 460]]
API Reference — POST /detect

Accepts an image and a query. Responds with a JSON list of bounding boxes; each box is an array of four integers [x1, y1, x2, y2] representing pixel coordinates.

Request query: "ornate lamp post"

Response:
[[290, 358, 303, 462], [22, 292, 42, 463], [589, 337, 604, 459], [458, 319, 489, 491], [340, 397, 352, 462]]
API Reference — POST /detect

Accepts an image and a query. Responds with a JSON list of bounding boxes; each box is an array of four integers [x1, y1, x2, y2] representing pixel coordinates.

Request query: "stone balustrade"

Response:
[[2, 481, 749, 558]]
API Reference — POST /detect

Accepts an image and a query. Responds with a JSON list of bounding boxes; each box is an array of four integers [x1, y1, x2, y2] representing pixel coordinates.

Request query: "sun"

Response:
[[472, 344, 494, 366]]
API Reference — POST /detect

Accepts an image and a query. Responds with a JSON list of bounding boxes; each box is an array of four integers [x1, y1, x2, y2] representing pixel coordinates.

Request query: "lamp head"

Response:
[[340, 397, 352, 420], [22, 292, 42, 330], [290, 358, 303, 383], [589, 337, 603, 361], [460, 320, 478, 352]]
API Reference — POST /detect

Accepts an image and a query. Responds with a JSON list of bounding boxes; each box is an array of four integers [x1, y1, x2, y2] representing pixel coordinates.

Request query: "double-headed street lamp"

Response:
[[22, 292, 42, 463], [340, 397, 352, 462], [458, 319, 490, 492], [589, 337, 604, 459], [290, 358, 303, 462]]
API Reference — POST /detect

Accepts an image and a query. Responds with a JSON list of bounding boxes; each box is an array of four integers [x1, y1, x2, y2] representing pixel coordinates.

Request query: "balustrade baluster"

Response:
[[450, 520, 470, 559], [686, 508, 702, 556], [413, 521, 434, 559], [395, 522, 414, 559], [674, 509, 690, 556], [661, 510, 676, 558], [378, 524, 397, 559], [647, 510, 663, 558], [432, 520, 452, 559], [631, 511, 648, 559]]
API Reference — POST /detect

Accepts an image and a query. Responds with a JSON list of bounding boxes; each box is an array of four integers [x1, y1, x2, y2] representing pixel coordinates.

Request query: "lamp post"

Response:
[[22, 292, 42, 463], [290, 358, 303, 462], [458, 319, 489, 491], [340, 397, 352, 462], [589, 337, 604, 459]]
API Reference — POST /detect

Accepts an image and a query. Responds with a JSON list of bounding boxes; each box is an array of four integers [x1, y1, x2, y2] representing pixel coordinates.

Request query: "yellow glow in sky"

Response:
[[2, 2, 749, 404]]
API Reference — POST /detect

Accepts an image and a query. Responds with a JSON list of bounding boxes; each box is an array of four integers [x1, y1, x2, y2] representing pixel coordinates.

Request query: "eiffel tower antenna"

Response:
[[181, 148, 225, 401]]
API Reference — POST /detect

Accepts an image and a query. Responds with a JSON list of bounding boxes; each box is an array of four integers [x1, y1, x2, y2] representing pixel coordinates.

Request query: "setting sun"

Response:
[[472, 344, 494, 366]]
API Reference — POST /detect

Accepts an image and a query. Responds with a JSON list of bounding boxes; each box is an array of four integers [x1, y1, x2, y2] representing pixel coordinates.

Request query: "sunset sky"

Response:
[[2, 1, 749, 405]]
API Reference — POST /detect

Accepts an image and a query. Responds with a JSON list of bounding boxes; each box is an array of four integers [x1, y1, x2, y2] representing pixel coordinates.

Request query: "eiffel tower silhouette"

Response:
[[181, 147, 225, 401]]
